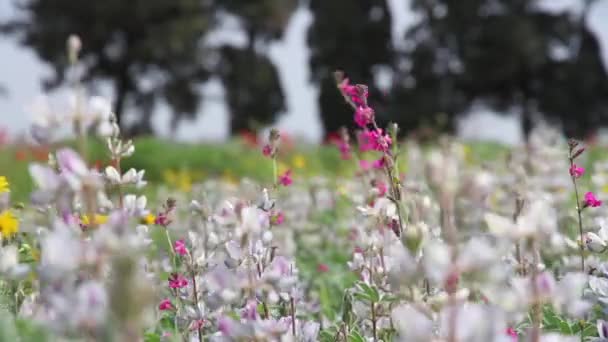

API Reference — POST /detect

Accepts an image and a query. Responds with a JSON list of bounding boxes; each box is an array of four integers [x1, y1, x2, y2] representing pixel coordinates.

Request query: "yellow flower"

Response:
[[602, 184, 608, 194], [163, 169, 192, 192], [292, 155, 307, 169], [221, 170, 237, 185], [0, 176, 10, 194], [81, 214, 109, 226], [141, 213, 156, 225], [0, 210, 19, 239]]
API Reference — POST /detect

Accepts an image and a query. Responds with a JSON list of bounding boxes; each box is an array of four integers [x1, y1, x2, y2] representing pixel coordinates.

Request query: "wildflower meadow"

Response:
[[5, 36, 608, 342]]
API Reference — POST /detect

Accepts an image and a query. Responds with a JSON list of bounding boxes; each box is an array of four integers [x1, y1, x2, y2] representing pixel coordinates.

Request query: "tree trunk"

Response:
[[114, 74, 129, 130]]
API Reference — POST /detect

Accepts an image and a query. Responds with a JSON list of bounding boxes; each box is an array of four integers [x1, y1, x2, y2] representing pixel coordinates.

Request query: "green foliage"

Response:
[[393, 0, 608, 138], [2, 0, 215, 133], [307, 0, 393, 137]]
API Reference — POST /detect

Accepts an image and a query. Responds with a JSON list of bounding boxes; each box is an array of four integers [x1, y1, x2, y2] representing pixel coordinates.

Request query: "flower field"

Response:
[[5, 74, 608, 342]]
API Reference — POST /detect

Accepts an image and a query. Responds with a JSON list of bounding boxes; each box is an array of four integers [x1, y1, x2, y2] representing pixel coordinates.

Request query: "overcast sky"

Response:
[[1, 0, 607, 144]]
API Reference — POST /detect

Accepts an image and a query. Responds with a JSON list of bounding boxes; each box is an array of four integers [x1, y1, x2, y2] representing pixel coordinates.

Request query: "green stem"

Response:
[[272, 156, 278, 187], [165, 229, 177, 268], [569, 157, 585, 273]]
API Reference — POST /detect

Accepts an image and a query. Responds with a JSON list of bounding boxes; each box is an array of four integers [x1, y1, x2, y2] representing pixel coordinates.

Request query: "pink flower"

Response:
[[584, 191, 602, 208], [359, 160, 372, 171], [262, 144, 272, 157], [338, 78, 358, 98], [506, 327, 517, 340], [168, 273, 188, 289], [158, 298, 174, 311], [354, 106, 374, 128], [372, 157, 385, 169], [358, 128, 392, 152], [338, 141, 351, 160], [155, 213, 171, 227], [376, 180, 387, 197], [569, 164, 585, 178], [317, 264, 329, 273], [271, 211, 285, 225], [278, 170, 292, 186], [189, 319, 205, 331], [338, 78, 368, 105], [174, 239, 188, 256]]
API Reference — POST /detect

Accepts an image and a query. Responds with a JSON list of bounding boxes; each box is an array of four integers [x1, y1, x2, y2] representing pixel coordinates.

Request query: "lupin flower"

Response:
[[278, 170, 293, 186], [168, 273, 188, 289], [597, 320, 608, 341], [585, 192, 602, 208], [569, 164, 585, 178], [585, 232, 608, 252], [174, 239, 188, 256], [158, 298, 174, 311]]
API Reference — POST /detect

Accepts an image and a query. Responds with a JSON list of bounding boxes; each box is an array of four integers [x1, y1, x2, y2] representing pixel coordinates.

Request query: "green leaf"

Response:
[[144, 332, 162, 342], [348, 330, 366, 342], [356, 282, 380, 303]]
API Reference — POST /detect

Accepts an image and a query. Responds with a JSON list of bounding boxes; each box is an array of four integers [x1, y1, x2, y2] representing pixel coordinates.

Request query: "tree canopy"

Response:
[[2, 0, 216, 135], [390, 0, 608, 139]]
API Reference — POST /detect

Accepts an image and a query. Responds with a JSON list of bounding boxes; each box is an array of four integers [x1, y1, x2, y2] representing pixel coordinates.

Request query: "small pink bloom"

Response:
[[278, 170, 292, 186], [189, 319, 205, 331], [271, 211, 285, 225], [584, 191, 602, 208], [376, 181, 387, 197], [262, 144, 272, 157], [569, 164, 585, 178], [372, 157, 385, 169], [358, 128, 391, 152], [338, 78, 358, 98], [168, 273, 188, 289], [317, 264, 329, 273], [174, 239, 188, 256], [359, 159, 372, 171], [354, 106, 374, 128], [354, 246, 364, 254], [506, 327, 517, 340], [338, 141, 351, 160], [159, 298, 174, 311], [155, 213, 171, 227]]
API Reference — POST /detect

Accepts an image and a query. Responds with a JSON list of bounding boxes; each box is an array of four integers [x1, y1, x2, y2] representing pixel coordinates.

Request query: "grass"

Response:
[[0, 137, 359, 202], [8, 136, 600, 203]]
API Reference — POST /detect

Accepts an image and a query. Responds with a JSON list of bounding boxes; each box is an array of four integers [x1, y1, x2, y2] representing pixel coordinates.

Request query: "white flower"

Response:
[[105, 166, 121, 184], [123, 194, 148, 217], [121, 168, 138, 184], [391, 304, 433, 342], [0, 245, 18, 273], [585, 232, 607, 253]]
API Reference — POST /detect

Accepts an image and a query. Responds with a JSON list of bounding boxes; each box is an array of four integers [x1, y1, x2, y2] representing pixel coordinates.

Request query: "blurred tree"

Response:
[[393, 0, 608, 139], [217, 46, 285, 134], [2, 0, 215, 135], [307, 0, 393, 139], [214, 0, 296, 135]]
